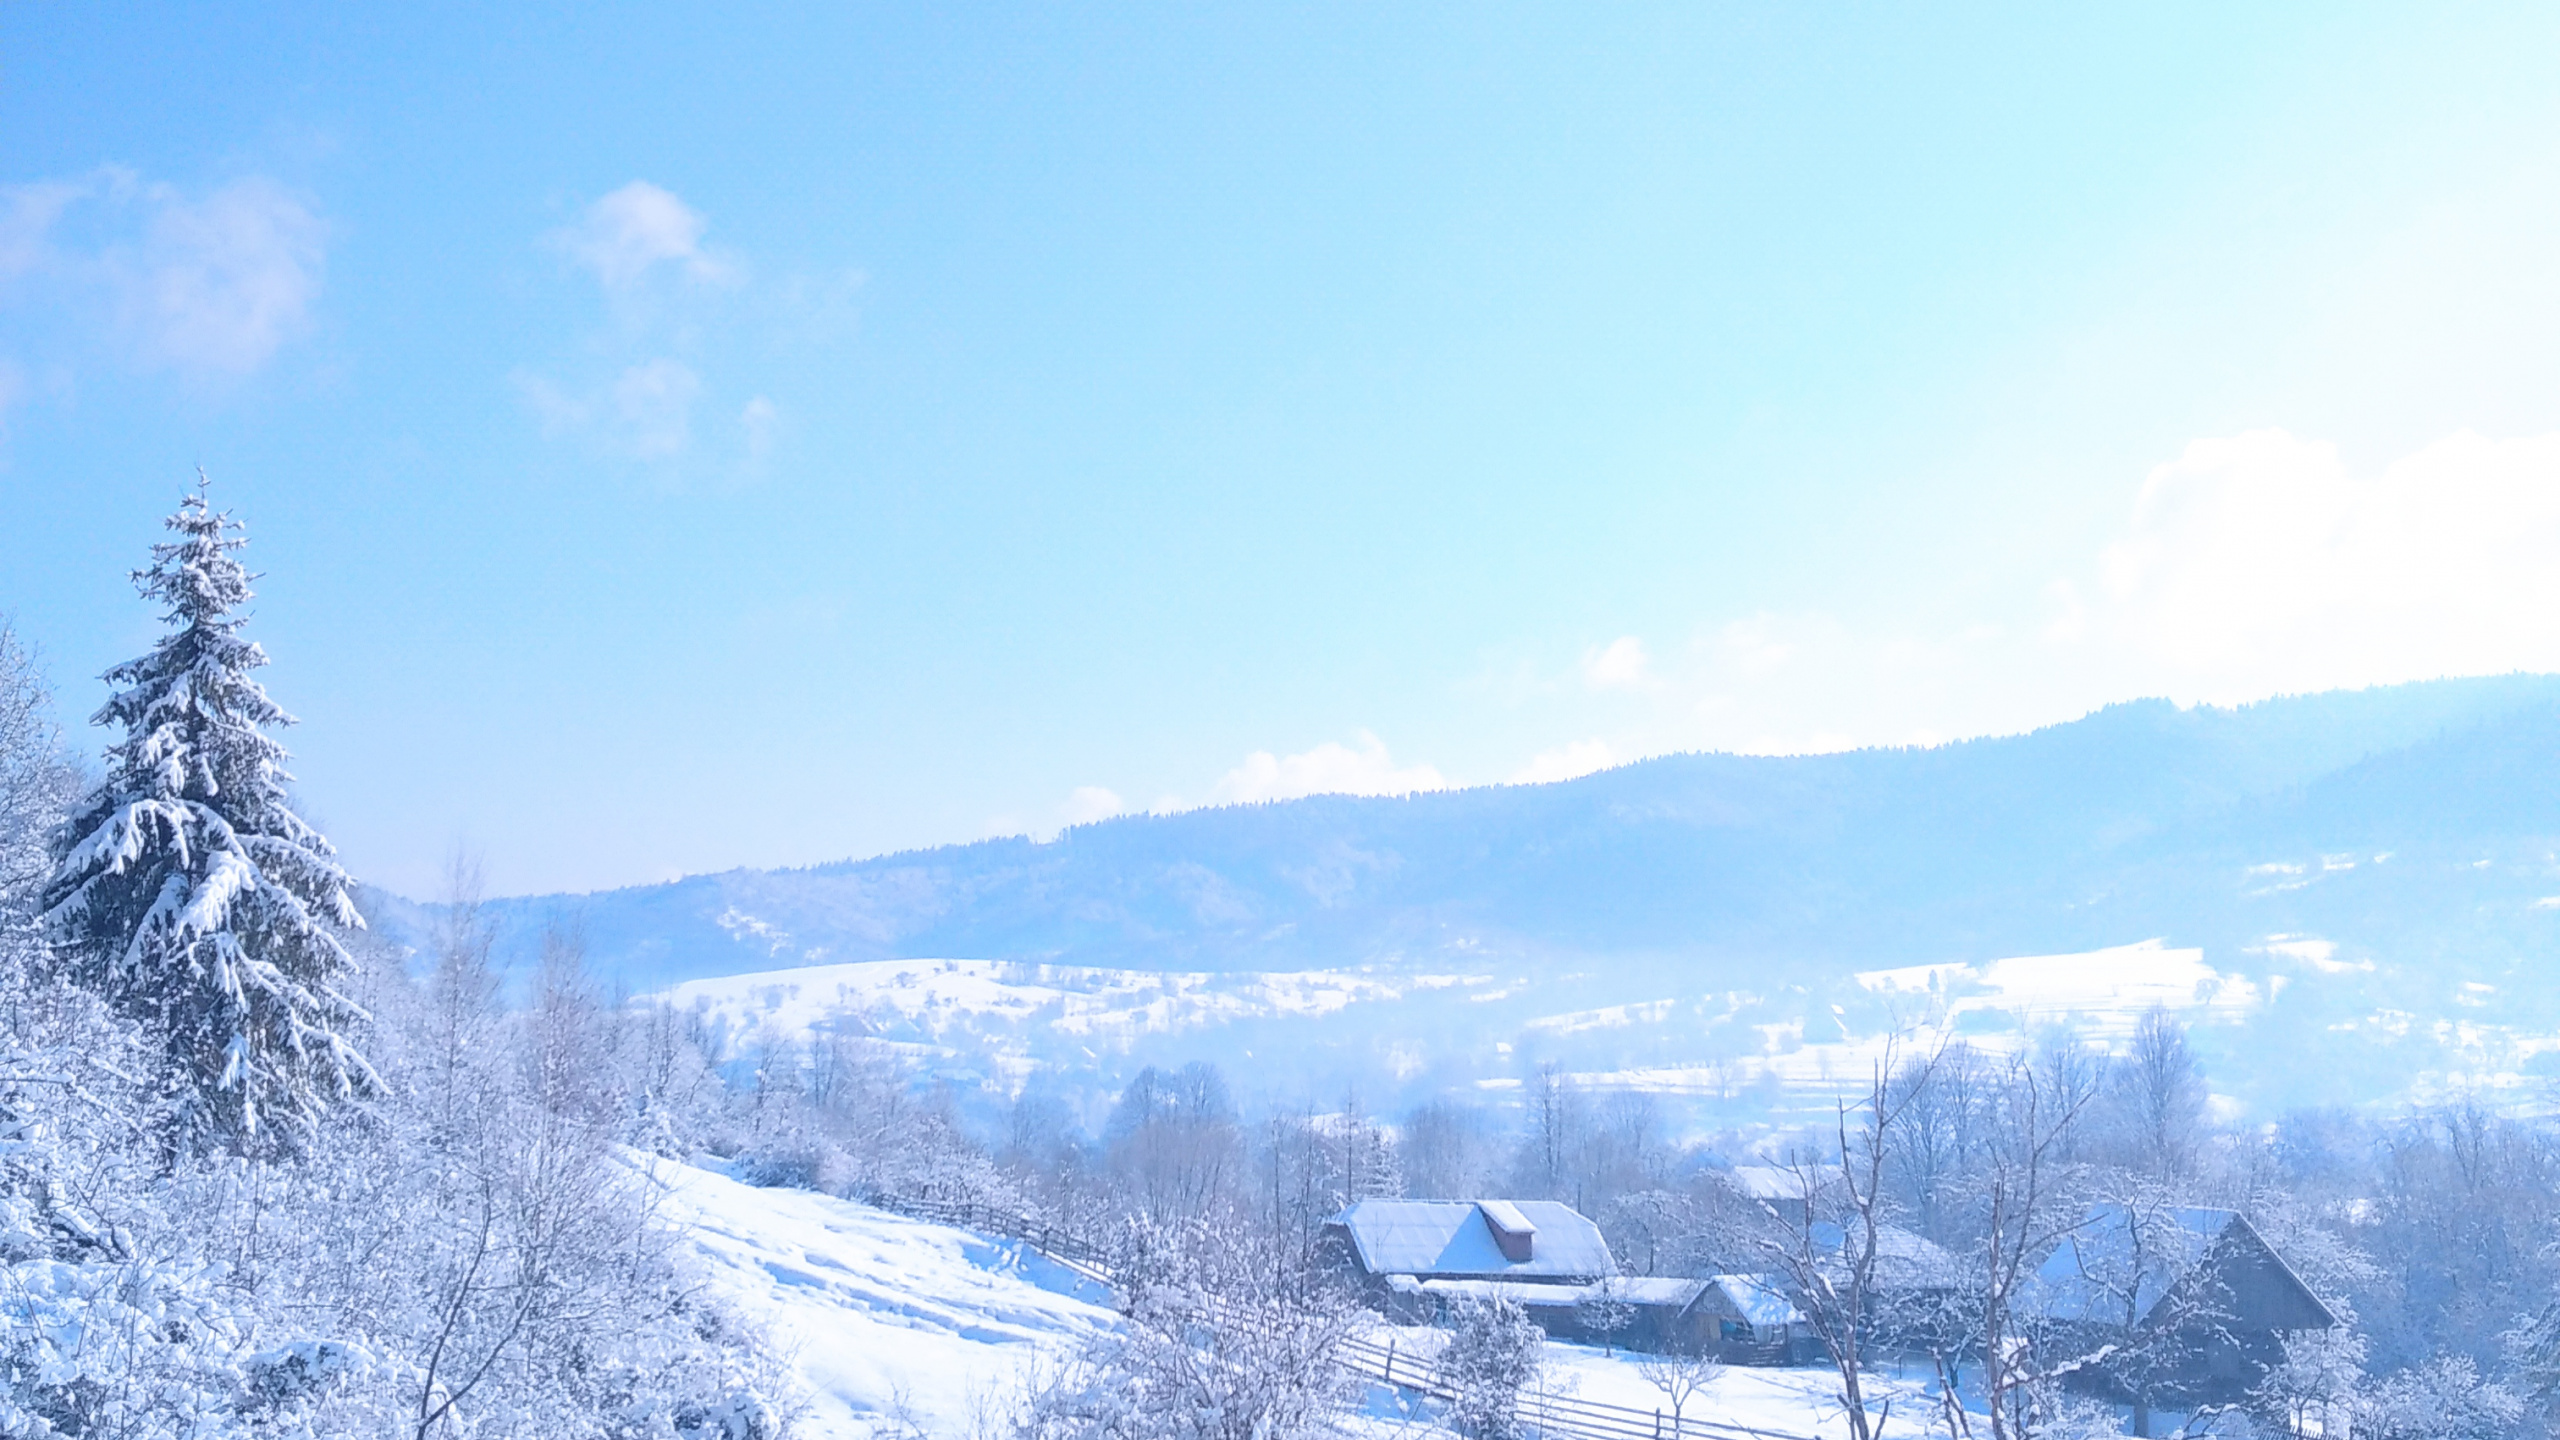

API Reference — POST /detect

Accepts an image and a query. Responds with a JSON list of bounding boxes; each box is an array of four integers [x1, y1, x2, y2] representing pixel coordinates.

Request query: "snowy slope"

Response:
[[626, 1154, 1119, 1439]]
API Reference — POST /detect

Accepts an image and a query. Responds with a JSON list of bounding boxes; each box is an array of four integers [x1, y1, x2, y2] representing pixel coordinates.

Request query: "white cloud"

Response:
[[0, 359, 22, 448], [1583, 635, 1651, 688], [1203, 733, 1449, 806], [555, 181, 735, 292], [512, 358, 703, 459], [1555, 426, 2560, 765], [522, 184, 768, 467], [512, 368, 589, 435], [117, 176, 327, 378], [2089, 427, 2560, 699], [1709, 615, 1804, 677], [0, 179, 83, 282], [1061, 786, 1126, 826], [0, 169, 327, 383], [1511, 739, 1617, 785]]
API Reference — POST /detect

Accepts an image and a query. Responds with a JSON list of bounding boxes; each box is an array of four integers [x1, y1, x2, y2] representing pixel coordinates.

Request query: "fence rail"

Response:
[[863, 1190, 1819, 1440], [1332, 1334, 1814, 1440]]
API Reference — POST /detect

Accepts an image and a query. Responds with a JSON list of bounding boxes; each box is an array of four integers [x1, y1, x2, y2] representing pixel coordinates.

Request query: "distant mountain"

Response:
[[383, 674, 2560, 1121]]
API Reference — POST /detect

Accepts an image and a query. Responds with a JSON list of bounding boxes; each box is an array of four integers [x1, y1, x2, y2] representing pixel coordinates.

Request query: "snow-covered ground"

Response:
[[1541, 1343, 1935, 1439], [626, 1154, 1119, 1439], [1372, 1327, 1938, 1439], [629, 1155, 1935, 1440]]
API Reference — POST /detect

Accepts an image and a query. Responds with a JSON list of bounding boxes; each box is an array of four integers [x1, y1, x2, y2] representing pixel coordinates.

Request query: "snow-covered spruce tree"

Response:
[[43, 477, 375, 1152]]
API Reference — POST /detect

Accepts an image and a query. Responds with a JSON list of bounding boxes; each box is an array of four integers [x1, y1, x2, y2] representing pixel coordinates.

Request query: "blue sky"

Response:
[[7, 3, 2560, 897]]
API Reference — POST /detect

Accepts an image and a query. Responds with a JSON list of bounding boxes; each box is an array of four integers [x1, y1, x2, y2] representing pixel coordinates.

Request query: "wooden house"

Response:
[[1323, 1199, 1617, 1323]]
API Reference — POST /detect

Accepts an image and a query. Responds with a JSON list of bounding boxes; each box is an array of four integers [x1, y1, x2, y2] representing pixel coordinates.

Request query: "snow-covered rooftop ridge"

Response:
[[1329, 1198, 1615, 1280]]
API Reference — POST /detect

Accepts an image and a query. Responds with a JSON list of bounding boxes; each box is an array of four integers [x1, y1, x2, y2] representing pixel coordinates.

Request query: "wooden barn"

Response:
[[2026, 1204, 2337, 1433]]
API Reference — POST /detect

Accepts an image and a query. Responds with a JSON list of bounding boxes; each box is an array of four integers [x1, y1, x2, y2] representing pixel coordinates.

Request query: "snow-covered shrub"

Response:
[[1437, 1295, 1544, 1440], [2358, 1356, 2524, 1440], [1022, 1214, 1361, 1440]]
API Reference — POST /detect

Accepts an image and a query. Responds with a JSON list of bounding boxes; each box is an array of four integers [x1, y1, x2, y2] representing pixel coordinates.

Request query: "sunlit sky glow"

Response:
[[7, 4, 2560, 896]]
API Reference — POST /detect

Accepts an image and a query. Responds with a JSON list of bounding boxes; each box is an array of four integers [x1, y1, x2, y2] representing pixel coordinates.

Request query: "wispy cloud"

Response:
[[741, 396, 779, 463], [521, 181, 772, 468], [611, 359, 701, 459], [512, 358, 704, 460], [1582, 635, 1651, 688], [0, 180, 84, 281], [551, 181, 736, 293], [1511, 427, 2560, 767], [1511, 738, 1617, 784], [1199, 733, 1449, 807], [0, 168, 328, 385], [1061, 786, 1126, 825], [116, 176, 327, 377]]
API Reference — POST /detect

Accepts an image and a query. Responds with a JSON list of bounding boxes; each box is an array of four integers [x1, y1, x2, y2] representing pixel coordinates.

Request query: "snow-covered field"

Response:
[[651, 929, 2445, 1124], [650, 890, 2560, 1127], [1542, 1341, 1933, 1439], [627, 1154, 1119, 1439], [1364, 1327, 1931, 1439], [659, 954, 1457, 1048]]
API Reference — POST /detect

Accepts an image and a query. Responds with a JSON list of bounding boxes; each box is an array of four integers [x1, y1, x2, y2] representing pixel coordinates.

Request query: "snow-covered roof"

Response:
[[1726, 1166, 1811, 1202], [1388, 1276, 1595, 1309], [1707, 1274, 1804, 1330], [1603, 1276, 1713, 1309], [1328, 1199, 1616, 1280], [2027, 1204, 2332, 1332], [1807, 1220, 1963, 1289], [2030, 1205, 2234, 1324]]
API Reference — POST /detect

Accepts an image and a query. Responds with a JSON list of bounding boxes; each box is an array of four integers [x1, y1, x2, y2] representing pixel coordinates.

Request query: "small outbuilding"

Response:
[[1690, 1274, 1814, 1363]]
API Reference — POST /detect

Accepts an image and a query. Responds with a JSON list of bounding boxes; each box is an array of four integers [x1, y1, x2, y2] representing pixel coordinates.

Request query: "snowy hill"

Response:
[[400, 675, 2560, 1121], [627, 1154, 1118, 1439]]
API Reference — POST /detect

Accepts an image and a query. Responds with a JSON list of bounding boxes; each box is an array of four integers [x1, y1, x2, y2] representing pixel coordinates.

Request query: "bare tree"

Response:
[[1400, 1097, 1501, 1199], [1636, 1339, 1725, 1438], [1884, 1041, 1984, 1247], [1106, 1062, 1243, 1221], [1515, 1061, 1585, 1204], [1763, 1037, 1943, 1440], [2115, 1008, 2206, 1180], [1027, 1214, 1360, 1440], [423, 849, 503, 1146], [1960, 1047, 2099, 1440]]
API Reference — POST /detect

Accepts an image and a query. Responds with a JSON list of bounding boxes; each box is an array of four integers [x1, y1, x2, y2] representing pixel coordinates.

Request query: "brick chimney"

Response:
[[1478, 1200, 1536, 1263]]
